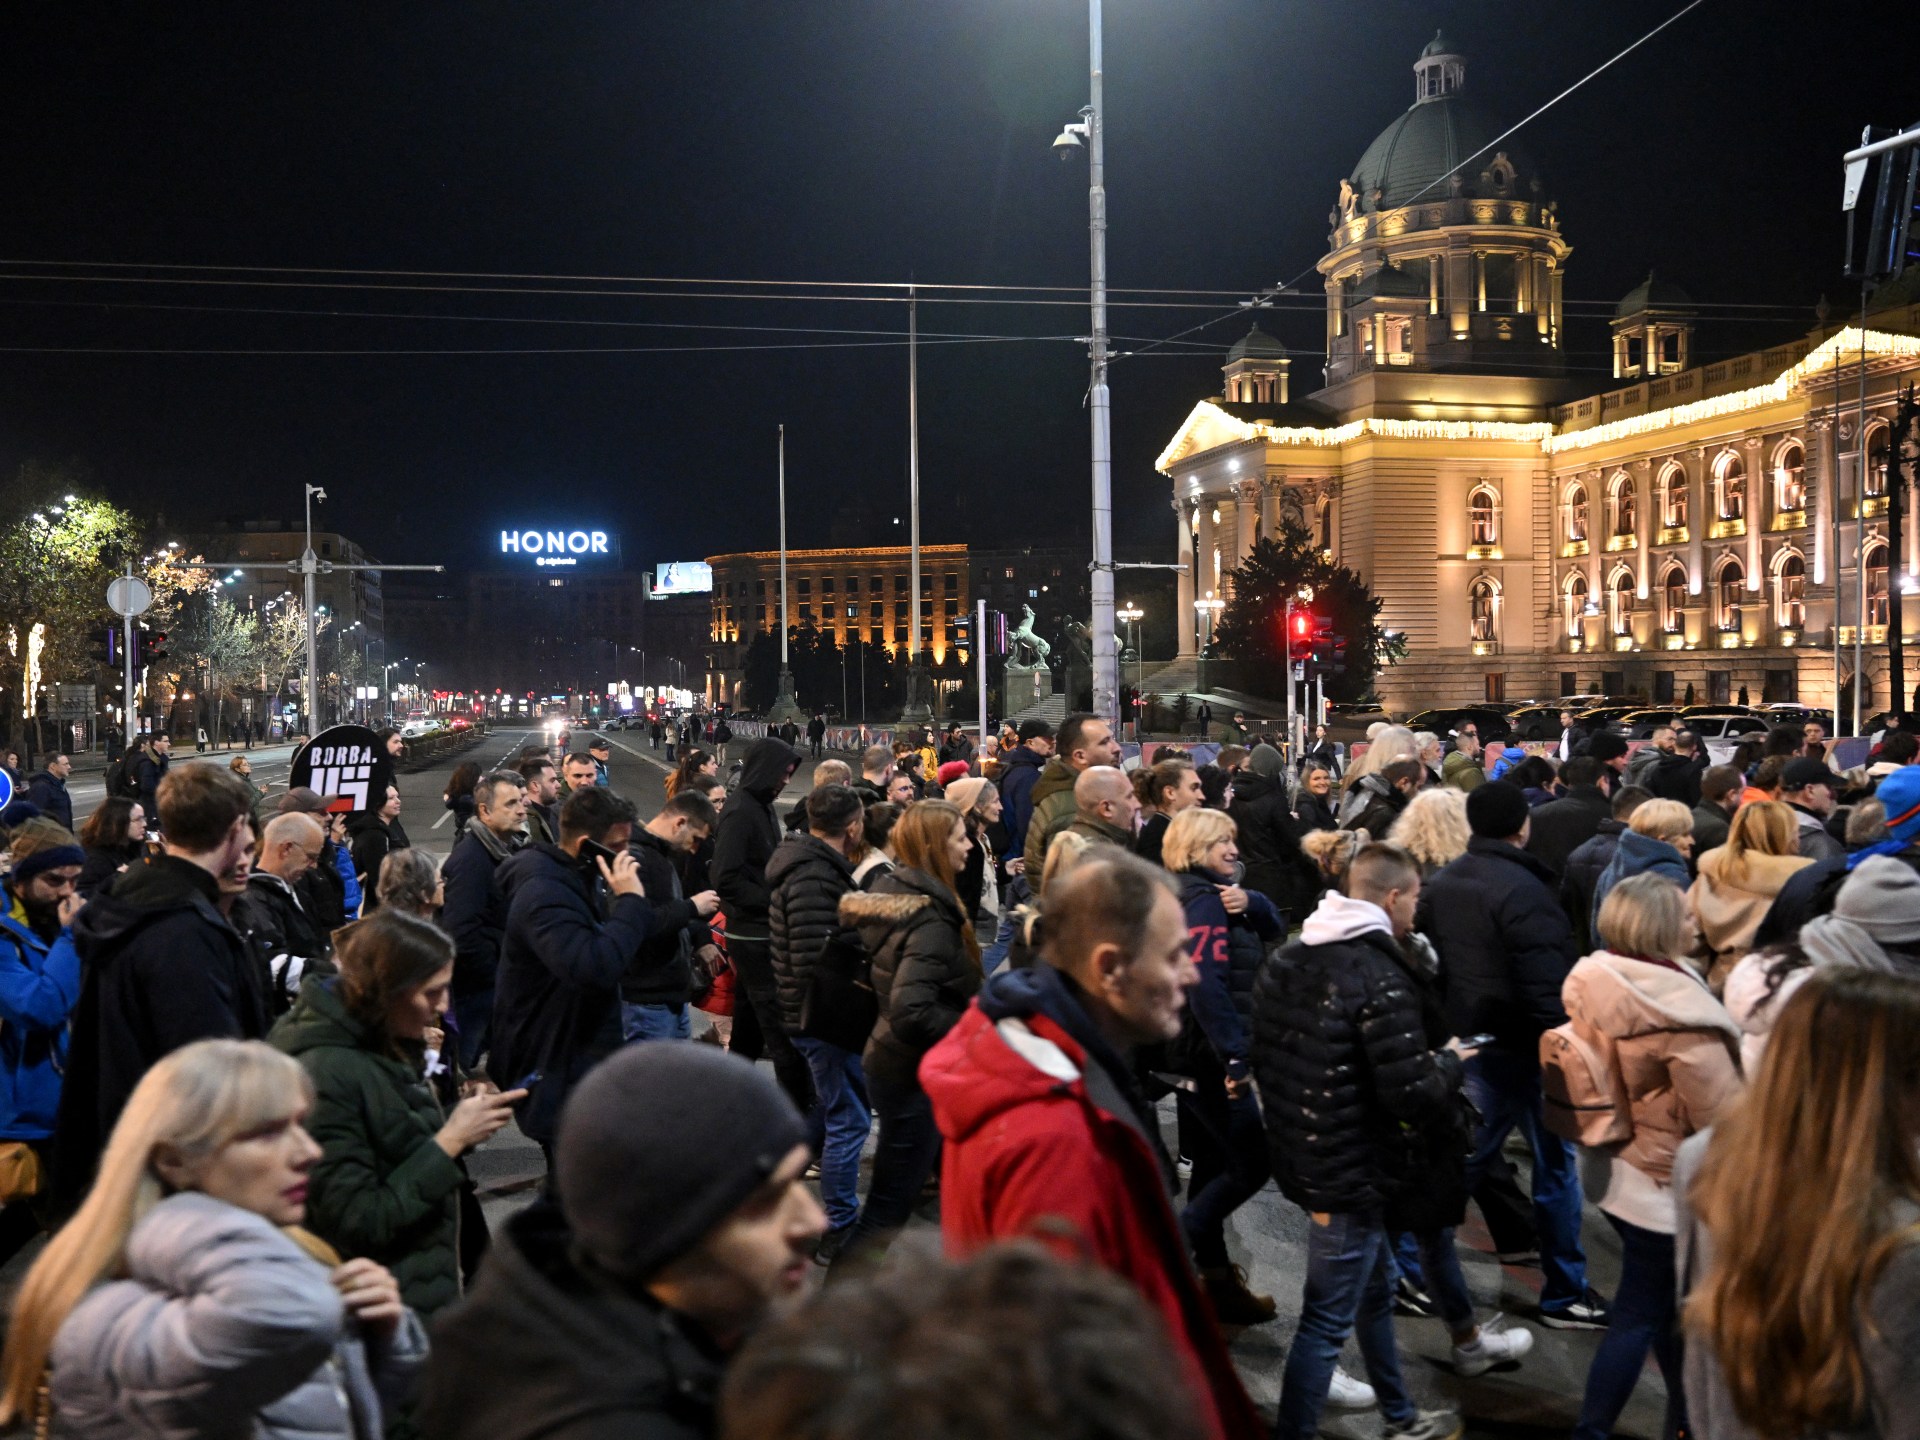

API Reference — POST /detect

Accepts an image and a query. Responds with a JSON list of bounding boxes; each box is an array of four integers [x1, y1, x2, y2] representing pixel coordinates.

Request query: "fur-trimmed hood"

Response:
[[838, 889, 933, 925]]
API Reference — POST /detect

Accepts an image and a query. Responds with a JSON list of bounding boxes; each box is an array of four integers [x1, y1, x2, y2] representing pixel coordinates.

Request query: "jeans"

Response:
[[1274, 1209, 1416, 1438], [791, 1036, 871, 1231], [1178, 1088, 1269, 1269], [1462, 1047, 1589, 1311], [982, 903, 1018, 975], [622, 1002, 692, 1042], [1574, 1215, 1686, 1440], [833, 1069, 939, 1271], [453, 988, 493, 1071]]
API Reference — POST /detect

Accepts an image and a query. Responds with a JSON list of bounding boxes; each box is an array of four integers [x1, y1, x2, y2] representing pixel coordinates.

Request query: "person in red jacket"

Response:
[[919, 852, 1264, 1440]]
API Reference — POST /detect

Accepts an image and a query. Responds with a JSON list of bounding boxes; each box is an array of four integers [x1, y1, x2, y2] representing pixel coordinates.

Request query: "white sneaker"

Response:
[[1451, 1315, 1535, 1377], [1325, 1366, 1377, 1409]]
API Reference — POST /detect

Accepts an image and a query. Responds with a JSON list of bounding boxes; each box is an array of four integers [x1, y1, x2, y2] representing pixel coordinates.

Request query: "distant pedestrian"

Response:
[[517, 753, 562, 847], [586, 735, 612, 786], [22, 754, 73, 833], [444, 760, 481, 839], [133, 733, 171, 821], [807, 712, 826, 759]]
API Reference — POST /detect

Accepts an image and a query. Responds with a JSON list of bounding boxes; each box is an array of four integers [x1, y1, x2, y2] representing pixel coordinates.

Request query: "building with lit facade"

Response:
[[1155, 32, 1920, 714], [180, 521, 386, 650]]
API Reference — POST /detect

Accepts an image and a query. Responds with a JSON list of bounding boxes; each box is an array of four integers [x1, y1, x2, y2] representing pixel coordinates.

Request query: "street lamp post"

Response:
[[1055, 0, 1117, 730], [1117, 602, 1143, 735], [1193, 591, 1223, 710]]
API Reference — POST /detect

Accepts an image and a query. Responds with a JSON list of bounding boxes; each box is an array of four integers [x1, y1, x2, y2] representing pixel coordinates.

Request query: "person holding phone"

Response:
[[487, 786, 654, 1162]]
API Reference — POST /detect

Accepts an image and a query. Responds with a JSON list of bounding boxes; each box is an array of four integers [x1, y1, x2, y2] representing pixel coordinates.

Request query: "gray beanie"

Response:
[[1833, 856, 1920, 944], [1250, 743, 1285, 779], [555, 1043, 808, 1281]]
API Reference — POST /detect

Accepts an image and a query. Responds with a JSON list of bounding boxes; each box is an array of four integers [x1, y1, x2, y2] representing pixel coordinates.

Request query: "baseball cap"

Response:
[[1781, 756, 1842, 792]]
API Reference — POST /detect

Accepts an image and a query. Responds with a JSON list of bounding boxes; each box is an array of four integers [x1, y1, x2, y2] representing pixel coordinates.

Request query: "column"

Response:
[[1263, 476, 1284, 538], [1634, 460, 1653, 601], [1447, 247, 1471, 339], [1174, 500, 1198, 659], [1813, 418, 1834, 584], [1234, 479, 1262, 565], [1688, 448, 1708, 595], [1744, 436, 1765, 593], [1534, 254, 1552, 336], [1195, 499, 1218, 605]]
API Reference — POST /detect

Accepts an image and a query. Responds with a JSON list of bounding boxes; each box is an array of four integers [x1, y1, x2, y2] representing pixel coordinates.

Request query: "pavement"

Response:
[[1, 725, 1673, 1436]]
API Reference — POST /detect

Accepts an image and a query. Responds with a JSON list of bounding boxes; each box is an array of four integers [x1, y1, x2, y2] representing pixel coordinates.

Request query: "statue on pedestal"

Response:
[[1007, 604, 1051, 672]]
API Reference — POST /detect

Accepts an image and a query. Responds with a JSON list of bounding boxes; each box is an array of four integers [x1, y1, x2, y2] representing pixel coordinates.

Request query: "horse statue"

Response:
[[1008, 604, 1051, 668]]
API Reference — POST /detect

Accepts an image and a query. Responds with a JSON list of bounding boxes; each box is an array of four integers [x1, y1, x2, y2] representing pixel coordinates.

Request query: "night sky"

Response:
[[0, 1, 1908, 576]]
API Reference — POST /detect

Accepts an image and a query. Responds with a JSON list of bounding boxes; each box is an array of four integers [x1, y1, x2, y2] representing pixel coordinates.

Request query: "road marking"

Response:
[[597, 731, 673, 774]]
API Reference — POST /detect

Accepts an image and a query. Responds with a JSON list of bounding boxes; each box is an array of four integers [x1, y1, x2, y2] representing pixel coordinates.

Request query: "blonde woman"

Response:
[[1688, 801, 1813, 989], [1678, 968, 1920, 1437], [0, 1039, 425, 1439], [1384, 787, 1470, 877], [1590, 798, 1694, 948]]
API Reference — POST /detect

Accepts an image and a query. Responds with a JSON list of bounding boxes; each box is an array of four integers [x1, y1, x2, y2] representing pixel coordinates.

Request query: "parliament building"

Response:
[[1155, 32, 1920, 714]]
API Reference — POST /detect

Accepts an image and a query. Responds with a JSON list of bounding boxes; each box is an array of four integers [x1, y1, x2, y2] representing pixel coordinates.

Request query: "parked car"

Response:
[[1758, 704, 1835, 732], [1573, 704, 1644, 729], [1401, 706, 1512, 744], [1864, 711, 1918, 737]]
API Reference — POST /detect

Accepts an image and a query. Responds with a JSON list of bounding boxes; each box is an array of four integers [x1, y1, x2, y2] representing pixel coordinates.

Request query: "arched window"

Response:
[[1715, 452, 1746, 522], [1866, 543, 1890, 628], [1774, 551, 1806, 629], [1609, 569, 1636, 636], [1609, 473, 1636, 536], [1867, 425, 1890, 498], [1469, 578, 1498, 642], [1716, 560, 1745, 632], [1468, 485, 1500, 547], [1565, 483, 1589, 543], [1661, 565, 1688, 634], [1564, 573, 1589, 639], [1660, 462, 1688, 530], [1774, 440, 1806, 513]]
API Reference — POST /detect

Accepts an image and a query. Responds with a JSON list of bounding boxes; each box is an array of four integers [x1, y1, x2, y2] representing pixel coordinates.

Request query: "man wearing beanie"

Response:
[[1416, 781, 1609, 1330], [1229, 743, 1320, 922], [420, 1044, 824, 1440], [0, 820, 85, 1262], [1757, 764, 1920, 946]]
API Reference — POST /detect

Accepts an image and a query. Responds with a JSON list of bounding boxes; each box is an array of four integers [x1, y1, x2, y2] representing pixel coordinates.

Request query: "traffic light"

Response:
[[91, 629, 118, 666], [138, 630, 169, 666], [1287, 611, 1313, 664], [1310, 614, 1350, 675]]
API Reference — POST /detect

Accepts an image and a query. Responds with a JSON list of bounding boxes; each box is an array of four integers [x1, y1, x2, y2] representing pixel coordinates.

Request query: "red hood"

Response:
[[921, 1003, 1089, 1144]]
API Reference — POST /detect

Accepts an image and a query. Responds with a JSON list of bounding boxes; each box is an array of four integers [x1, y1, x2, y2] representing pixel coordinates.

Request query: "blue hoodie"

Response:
[[997, 746, 1049, 861], [1591, 829, 1690, 948], [0, 892, 83, 1140]]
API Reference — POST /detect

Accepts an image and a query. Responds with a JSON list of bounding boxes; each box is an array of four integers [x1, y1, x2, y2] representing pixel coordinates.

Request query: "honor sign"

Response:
[[500, 528, 615, 568]]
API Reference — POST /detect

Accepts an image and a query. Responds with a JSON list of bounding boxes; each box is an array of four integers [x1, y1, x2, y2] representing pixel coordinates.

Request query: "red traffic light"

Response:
[[1291, 613, 1311, 638]]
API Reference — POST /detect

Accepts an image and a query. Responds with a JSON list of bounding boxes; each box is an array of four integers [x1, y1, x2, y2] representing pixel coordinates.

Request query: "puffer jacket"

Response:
[[1226, 770, 1318, 921], [48, 1191, 428, 1440], [1560, 819, 1626, 957], [271, 975, 466, 1317], [768, 832, 858, 1031], [1174, 869, 1280, 1070], [840, 867, 979, 1092], [1251, 893, 1464, 1215], [1561, 952, 1742, 1187], [1343, 775, 1406, 841], [0, 892, 82, 1141], [1022, 757, 1080, 884], [1689, 845, 1814, 989], [1591, 829, 1691, 946]]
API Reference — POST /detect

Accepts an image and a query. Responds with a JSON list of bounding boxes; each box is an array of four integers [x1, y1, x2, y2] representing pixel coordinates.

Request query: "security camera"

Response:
[[1053, 127, 1084, 161]]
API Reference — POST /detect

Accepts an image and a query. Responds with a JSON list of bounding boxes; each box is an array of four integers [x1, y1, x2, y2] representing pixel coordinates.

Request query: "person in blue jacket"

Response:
[[0, 820, 86, 1265]]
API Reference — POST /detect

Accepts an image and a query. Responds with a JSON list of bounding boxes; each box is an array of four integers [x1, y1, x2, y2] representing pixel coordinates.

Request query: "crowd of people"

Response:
[[0, 705, 1914, 1439]]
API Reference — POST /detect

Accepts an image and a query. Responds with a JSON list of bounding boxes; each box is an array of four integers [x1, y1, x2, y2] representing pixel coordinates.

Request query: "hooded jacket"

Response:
[[1345, 774, 1408, 841], [1417, 835, 1579, 1050], [440, 821, 521, 1000], [1225, 767, 1317, 920], [1561, 953, 1741, 1227], [1644, 749, 1706, 806], [486, 843, 655, 1143], [1689, 845, 1814, 988], [710, 738, 801, 941], [49, 1191, 428, 1440], [0, 891, 82, 1141], [1590, 829, 1691, 943], [840, 867, 978, 1093], [56, 855, 269, 1207], [1022, 756, 1081, 883], [623, 827, 705, 1007], [996, 744, 1048, 859], [346, 812, 405, 913], [270, 975, 465, 1316], [418, 1199, 725, 1440], [1252, 893, 1465, 1215], [1441, 748, 1487, 792], [920, 965, 1263, 1440], [767, 832, 858, 1032], [1560, 819, 1626, 957]]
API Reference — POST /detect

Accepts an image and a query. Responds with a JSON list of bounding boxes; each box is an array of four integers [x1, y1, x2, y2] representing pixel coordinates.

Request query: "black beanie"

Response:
[[1466, 780, 1532, 840], [555, 1043, 808, 1281], [1585, 732, 1628, 764]]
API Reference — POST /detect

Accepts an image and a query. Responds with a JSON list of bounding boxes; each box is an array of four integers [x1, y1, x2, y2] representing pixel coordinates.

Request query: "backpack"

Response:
[[105, 756, 140, 801], [1539, 1017, 1632, 1146]]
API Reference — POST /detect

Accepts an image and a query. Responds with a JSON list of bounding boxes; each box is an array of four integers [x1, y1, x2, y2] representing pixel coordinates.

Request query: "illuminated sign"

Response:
[[500, 529, 613, 568], [651, 561, 713, 596]]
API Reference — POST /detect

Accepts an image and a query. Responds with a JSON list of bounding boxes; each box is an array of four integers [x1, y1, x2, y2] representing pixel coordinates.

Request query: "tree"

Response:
[[1212, 519, 1406, 703], [173, 593, 260, 742]]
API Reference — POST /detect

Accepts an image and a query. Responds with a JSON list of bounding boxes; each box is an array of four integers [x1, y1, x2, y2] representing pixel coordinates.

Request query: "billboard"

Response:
[[651, 561, 713, 596], [499, 528, 619, 568]]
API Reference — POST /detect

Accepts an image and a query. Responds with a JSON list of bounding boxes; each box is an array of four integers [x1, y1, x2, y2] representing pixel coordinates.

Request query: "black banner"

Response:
[[288, 725, 397, 815]]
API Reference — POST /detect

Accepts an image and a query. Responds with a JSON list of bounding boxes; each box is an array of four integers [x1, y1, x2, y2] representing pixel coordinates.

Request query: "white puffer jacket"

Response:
[[48, 1191, 427, 1440]]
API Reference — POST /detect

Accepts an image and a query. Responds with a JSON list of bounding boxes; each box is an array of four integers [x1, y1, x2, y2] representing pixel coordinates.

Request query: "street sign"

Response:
[[54, 684, 93, 720], [106, 576, 154, 617], [288, 724, 397, 815]]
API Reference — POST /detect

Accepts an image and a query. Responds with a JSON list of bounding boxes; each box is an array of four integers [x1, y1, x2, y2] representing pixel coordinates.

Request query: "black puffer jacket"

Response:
[[622, 828, 704, 1007], [767, 833, 857, 1031], [710, 738, 802, 941], [1416, 836, 1579, 1052], [1251, 923, 1463, 1214], [1559, 819, 1626, 957], [1524, 784, 1610, 879], [1226, 770, 1317, 921], [840, 867, 979, 1093]]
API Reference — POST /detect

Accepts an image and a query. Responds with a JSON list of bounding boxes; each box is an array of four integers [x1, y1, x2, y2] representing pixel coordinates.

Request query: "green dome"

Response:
[[1615, 272, 1693, 319], [1421, 29, 1458, 57], [1349, 94, 1529, 213], [1226, 324, 1287, 362]]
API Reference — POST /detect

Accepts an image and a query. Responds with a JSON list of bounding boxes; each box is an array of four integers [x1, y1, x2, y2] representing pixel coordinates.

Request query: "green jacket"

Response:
[[1023, 757, 1081, 890], [1442, 750, 1487, 792], [270, 974, 466, 1316]]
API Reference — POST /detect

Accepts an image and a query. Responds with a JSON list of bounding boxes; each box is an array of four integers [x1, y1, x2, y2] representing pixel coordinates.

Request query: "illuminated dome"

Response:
[[1226, 324, 1287, 362]]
